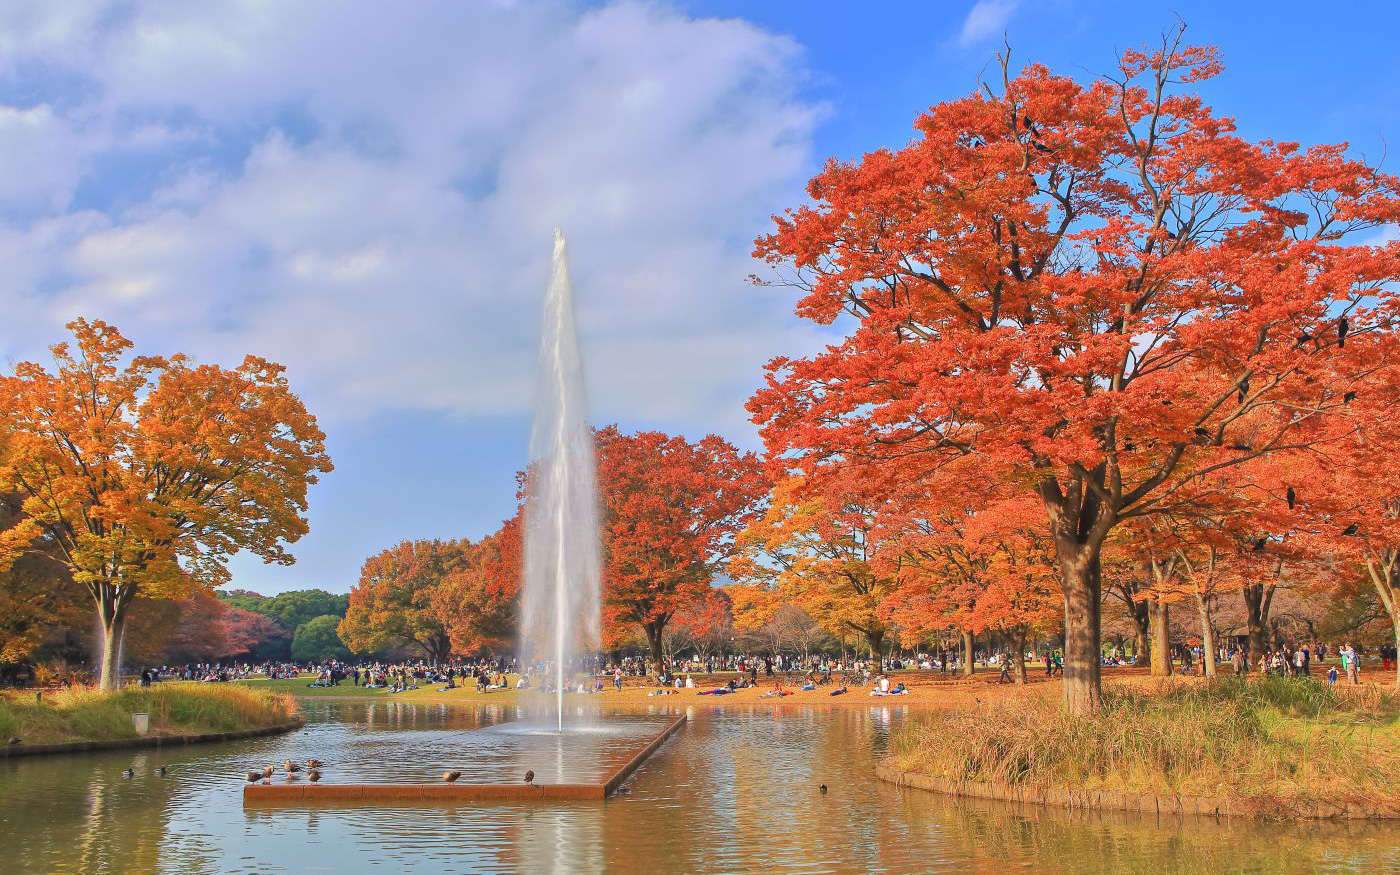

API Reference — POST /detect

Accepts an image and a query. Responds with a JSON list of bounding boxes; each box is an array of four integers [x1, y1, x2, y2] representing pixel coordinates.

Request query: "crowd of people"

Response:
[[115, 635, 1391, 696]]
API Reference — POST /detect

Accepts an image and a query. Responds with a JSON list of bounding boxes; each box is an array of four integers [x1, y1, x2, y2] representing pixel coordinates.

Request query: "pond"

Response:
[[0, 700, 1395, 874]]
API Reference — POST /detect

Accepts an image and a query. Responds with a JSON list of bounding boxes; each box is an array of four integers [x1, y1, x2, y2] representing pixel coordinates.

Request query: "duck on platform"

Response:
[[283, 759, 302, 773], [443, 771, 462, 783], [307, 769, 322, 782], [306, 758, 323, 769], [524, 770, 535, 785]]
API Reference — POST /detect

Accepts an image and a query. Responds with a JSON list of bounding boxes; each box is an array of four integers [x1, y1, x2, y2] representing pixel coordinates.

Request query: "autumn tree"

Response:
[[0, 320, 331, 689], [432, 513, 522, 655], [730, 476, 895, 666], [164, 591, 288, 663], [667, 588, 736, 663], [1298, 363, 1400, 687], [879, 491, 1060, 682], [339, 539, 466, 661], [596, 426, 766, 675], [748, 30, 1400, 712], [0, 493, 79, 663]]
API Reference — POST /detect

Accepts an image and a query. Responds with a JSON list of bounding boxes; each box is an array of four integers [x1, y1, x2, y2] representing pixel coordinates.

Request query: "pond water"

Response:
[[0, 700, 1395, 874]]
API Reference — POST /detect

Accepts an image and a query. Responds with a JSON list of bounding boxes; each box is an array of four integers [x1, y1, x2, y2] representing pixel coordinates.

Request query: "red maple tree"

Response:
[[596, 426, 766, 675], [748, 30, 1400, 711]]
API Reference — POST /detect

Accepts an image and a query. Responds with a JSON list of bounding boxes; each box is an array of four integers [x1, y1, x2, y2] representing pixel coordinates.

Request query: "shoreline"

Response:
[[875, 762, 1400, 820], [0, 718, 304, 758]]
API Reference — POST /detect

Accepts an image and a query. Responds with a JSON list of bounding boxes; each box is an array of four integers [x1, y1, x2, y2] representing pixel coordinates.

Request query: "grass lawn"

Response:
[[0, 683, 297, 746], [235, 674, 532, 704]]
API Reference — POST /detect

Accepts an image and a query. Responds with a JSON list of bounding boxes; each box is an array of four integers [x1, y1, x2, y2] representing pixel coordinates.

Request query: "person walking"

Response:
[[1231, 649, 1245, 676]]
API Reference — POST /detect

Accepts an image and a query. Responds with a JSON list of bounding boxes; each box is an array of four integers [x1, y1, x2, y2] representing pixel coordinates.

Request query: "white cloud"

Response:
[[958, 0, 1019, 46], [0, 0, 829, 441]]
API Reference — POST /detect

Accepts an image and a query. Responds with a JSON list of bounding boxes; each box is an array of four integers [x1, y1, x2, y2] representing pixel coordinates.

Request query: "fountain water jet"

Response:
[[521, 229, 601, 732]]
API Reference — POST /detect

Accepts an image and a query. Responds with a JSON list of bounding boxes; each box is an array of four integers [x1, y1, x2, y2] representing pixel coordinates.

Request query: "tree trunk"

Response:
[[961, 628, 975, 677], [643, 619, 668, 677], [1149, 601, 1172, 677], [1011, 628, 1028, 684], [1364, 556, 1399, 689], [865, 630, 885, 670], [95, 584, 134, 692], [1242, 584, 1276, 669], [425, 633, 453, 664], [1130, 602, 1151, 668], [1059, 553, 1103, 715], [1196, 594, 1217, 679]]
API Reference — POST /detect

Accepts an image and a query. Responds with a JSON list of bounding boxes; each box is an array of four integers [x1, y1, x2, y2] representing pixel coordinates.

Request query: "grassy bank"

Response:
[[0, 683, 298, 746], [889, 677, 1399, 809]]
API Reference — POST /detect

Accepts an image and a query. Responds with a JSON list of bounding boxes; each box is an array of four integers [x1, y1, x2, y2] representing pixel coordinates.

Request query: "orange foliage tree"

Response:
[[596, 426, 766, 675], [1296, 364, 1400, 687], [432, 513, 523, 656], [340, 539, 468, 662], [0, 320, 331, 689], [747, 31, 1400, 712], [879, 491, 1060, 682]]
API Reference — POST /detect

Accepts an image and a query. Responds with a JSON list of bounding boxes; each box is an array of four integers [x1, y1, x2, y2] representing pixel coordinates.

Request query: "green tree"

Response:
[[261, 589, 349, 634], [291, 614, 351, 662]]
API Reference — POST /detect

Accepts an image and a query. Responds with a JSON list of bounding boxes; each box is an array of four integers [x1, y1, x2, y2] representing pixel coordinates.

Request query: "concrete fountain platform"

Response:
[[243, 713, 685, 805]]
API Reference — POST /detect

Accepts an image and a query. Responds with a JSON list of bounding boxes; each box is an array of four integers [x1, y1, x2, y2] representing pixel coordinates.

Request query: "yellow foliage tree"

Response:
[[0, 320, 332, 689], [729, 477, 895, 665]]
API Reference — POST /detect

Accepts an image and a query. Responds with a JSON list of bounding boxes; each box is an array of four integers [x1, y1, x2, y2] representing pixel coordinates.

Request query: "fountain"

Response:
[[242, 232, 683, 808], [521, 229, 601, 732]]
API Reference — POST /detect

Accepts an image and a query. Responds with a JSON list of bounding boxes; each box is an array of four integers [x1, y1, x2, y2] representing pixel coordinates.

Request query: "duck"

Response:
[[155, 766, 168, 777], [306, 758, 323, 769], [443, 770, 462, 783], [307, 769, 322, 782], [262, 766, 276, 779], [283, 759, 302, 773], [819, 784, 827, 795], [245, 771, 264, 783], [524, 770, 535, 785], [6, 737, 20, 746], [121, 768, 134, 779]]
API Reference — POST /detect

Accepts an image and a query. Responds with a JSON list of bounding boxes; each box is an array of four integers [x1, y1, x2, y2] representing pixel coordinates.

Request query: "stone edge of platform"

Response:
[[242, 712, 688, 805]]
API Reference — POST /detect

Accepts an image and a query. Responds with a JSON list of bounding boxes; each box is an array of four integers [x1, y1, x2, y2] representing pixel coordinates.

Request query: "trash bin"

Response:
[[132, 713, 150, 735]]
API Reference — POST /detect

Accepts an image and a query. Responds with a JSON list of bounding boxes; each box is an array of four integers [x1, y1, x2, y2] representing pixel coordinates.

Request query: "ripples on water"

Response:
[[0, 700, 1395, 874]]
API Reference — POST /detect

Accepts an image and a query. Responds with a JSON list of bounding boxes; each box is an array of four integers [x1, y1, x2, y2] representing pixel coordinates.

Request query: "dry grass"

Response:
[[0, 683, 297, 745], [890, 676, 1399, 804]]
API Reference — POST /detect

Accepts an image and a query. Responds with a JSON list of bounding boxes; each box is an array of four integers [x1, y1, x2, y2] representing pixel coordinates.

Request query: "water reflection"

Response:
[[0, 702, 1394, 875]]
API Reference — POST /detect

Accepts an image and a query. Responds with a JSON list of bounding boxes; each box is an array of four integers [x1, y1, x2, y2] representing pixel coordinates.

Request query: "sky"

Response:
[[1, 0, 1396, 595]]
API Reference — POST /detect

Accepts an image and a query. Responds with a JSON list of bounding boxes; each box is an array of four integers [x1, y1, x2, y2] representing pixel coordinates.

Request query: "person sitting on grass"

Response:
[[829, 686, 848, 696], [869, 674, 892, 696]]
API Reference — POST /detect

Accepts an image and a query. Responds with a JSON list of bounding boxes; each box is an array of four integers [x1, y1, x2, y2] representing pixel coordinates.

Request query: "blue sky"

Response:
[[1, 0, 1395, 595]]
